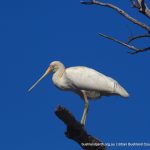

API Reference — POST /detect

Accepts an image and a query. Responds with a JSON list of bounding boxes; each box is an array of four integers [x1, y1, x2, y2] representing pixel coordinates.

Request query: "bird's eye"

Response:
[[51, 65, 54, 68]]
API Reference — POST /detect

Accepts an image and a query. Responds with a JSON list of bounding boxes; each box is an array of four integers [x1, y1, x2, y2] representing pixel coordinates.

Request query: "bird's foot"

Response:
[[80, 118, 86, 127]]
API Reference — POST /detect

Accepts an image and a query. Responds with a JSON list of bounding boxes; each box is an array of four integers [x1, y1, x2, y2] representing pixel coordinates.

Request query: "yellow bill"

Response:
[[28, 66, 53, 92]]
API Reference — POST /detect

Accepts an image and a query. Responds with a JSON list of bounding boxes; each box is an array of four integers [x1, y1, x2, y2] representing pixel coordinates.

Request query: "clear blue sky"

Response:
[[0, 0, 150, 150]]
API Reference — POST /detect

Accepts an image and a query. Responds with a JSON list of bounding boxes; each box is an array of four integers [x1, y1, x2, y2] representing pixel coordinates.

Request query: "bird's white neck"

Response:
[[52, 65, 65, 81]]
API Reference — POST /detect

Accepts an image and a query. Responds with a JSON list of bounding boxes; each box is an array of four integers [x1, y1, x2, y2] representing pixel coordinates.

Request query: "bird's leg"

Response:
[[81, 91, 89, 126]]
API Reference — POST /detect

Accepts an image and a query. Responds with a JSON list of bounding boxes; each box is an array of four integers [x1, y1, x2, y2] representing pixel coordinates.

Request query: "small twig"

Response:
[[55, 105, 106, 150], [129, 46, 150, 54], [81, 0, 150, 32], [128, 34, 150, 43]]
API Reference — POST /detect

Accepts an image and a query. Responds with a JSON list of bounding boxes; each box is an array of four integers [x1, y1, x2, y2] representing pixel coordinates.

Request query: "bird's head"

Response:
[[50, 61, 64, 73], [28, 61, 64, 92]]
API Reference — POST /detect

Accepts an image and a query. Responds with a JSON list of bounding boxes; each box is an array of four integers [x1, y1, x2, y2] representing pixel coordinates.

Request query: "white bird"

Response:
[[28, 61, 129, 126]]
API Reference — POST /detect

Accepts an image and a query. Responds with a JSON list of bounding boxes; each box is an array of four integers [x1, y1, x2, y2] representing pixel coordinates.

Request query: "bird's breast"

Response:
[[52, 74, 70, 91]]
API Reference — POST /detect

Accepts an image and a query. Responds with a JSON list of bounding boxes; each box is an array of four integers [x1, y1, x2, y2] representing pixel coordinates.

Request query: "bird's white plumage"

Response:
[[29, 60, 129, 98], [64, 66, 128, 98], [29, 61, 129, 125], [50, 63, 129, 99], [65, 66, 114, 92]]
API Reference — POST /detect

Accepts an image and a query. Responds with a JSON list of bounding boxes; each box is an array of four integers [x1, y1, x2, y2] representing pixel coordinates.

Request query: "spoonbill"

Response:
[[28, 61, 129, 125]]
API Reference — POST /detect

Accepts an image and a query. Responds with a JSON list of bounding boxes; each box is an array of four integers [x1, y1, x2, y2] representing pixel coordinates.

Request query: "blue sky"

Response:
[[0, 0, 150, 150]]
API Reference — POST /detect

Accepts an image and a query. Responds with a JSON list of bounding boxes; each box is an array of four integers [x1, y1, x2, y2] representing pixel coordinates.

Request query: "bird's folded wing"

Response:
[[65, 66, 115, 93]]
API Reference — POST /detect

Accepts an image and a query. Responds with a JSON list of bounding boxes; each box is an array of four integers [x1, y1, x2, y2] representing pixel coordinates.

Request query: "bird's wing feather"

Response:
[[65, 66, 115, 93]]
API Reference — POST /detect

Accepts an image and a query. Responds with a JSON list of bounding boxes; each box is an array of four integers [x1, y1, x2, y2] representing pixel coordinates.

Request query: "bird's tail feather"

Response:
[[114, 82, 129, 98]]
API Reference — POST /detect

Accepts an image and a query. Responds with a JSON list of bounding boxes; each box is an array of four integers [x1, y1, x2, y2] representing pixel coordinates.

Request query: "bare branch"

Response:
[[131, 0, 150, 19], [81, 0, 150, 32], [99, 33, 140, 51], [55, 105, 106, 150], [99, 33, 150, 54], [129, 47, 150, 54], [128, 34, 150, 43]]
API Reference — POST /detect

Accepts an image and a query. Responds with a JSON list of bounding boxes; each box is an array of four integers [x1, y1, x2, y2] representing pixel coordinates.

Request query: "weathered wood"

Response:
[[55, 105, 106, 150]]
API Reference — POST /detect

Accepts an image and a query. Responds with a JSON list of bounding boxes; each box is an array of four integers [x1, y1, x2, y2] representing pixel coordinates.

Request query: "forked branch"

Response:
[[99, 33, 150, 54], [131, 0, 150, 19], [81, 0, 150, 54]]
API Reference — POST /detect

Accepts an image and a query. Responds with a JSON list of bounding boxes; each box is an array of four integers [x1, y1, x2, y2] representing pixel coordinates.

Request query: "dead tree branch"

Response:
[[128, 34, 150, 43], [55, 105, 106, 150], [80, 0, 150, 54], [129, 46, 150, 54], [81, 0, 150, 33], [131, 0, 150, 19], [99, 33, 150, 54]]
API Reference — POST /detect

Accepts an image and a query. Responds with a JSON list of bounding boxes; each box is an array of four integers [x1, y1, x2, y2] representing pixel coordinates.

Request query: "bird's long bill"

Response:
[[28, 66, 52, 92]]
